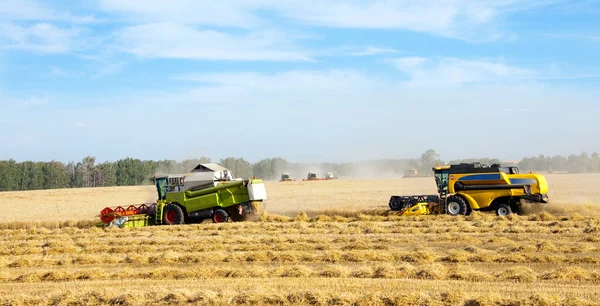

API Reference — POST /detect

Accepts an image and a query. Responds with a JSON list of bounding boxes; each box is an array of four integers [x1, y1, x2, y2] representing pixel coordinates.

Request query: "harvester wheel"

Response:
[[389, 197, 404, 211], [162, 204, 185, 225], [496, 203, 513, 216], [212, 209, 229, 223], [445, 196, 468, 216]]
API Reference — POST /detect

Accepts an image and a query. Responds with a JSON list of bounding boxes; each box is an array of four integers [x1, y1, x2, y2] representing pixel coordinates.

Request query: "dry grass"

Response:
[[0, 174, 599, 304], [0, 216, 599, 304]]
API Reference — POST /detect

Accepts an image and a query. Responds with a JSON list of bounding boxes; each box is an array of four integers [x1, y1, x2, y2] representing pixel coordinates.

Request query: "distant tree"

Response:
[[220, 157, 253, 179], [252, 158, 290, 180], [97, 162, 117, 187], [156, 160, 177, 175], [592, 152, 600, 172], [0, 160, 18, 191], [81, 156, 96, 187], [29, 162, 45, 190], [419, 149, 441, 175], [550, 155, 568, 172], [178, 157, 211, 173], [18, 161, 33, 191], [42, 161, 69, 189]]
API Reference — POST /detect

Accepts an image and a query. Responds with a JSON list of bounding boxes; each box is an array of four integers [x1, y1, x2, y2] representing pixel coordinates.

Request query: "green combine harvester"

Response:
[[100, 163, 267, 227]]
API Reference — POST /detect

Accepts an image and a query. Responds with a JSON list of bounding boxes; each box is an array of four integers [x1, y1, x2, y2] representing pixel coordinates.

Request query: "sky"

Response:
[[1, 0, 599, 163]]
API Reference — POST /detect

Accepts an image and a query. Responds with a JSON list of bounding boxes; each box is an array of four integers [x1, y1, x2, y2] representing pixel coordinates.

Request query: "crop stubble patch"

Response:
[[1, 174, 600, 304]]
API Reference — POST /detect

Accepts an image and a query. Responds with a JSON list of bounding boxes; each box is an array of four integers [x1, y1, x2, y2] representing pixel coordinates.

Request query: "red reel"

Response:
[[100, 207, 115, 224]]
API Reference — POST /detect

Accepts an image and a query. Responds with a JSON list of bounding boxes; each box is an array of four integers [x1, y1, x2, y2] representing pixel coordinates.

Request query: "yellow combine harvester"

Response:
[[389, 162, 549, 216]]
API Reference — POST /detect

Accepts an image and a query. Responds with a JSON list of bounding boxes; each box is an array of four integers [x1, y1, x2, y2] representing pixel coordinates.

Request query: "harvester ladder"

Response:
[[155, 202, 164, 225]]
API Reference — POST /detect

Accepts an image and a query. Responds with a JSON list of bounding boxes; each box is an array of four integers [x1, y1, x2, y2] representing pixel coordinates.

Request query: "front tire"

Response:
[[445, 196, 468, 216], [162, 204, 185, 225], [389, 197, 403, 211], [496, 203, 513, 216], [212, 209, 229, 223]]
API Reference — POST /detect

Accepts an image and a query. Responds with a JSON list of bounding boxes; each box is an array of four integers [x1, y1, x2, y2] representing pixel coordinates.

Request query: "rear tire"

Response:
[[162, 204, 185, 225], [496, 203, 513, 216], [212, 209, 229, 223], [445, 196, 468, 216]]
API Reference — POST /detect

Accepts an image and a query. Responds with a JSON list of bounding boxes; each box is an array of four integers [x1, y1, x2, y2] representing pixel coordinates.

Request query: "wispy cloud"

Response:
[[269, 0, 553, 41], [97, 0, 261, 27], [545, 33, 600, 41], [48, 66, 85, 78], [94, 0, 560, 41], [349, 46, 399, 56], [388, 56, 535, 86], [113, 22, 311, 61], [0, 22, 84, 53], [175, 70, 378, 92], [2, 95, 52, 108], [91, 61, 126, 79], [0, 0, 97, 23]]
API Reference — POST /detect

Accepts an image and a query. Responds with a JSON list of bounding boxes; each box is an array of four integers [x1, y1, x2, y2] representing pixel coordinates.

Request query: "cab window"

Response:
[[434, 170, 449, 193]]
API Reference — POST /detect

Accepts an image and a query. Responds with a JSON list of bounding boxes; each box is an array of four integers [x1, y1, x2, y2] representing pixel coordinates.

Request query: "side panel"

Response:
[[457, 193, 481, 209], [458, 190, 512, 209], [248, 182, 267, 200], [165, 191, 186, 205], [183, 182, 251, 213], [164, 179, 270, 215], [450, 172, 548, 209], [184, 193, 220, 212]]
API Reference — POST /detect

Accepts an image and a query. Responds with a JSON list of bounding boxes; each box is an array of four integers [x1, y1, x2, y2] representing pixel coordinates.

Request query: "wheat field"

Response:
[[0, 174, 599, 305]]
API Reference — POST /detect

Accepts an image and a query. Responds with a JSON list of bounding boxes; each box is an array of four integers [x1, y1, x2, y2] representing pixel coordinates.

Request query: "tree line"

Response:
[[0, 150, 599, 191], [0, 156, 211, 192]]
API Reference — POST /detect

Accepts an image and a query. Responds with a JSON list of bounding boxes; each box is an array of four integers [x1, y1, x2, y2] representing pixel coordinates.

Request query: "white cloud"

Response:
[[349, 46, 399, 56], [388, 57, 534, 86], [390, 56, 427, 72], [176, 70, 378, 94], [91, 61, 126, 79], [0, 22, 83, 53], [545, 33, 600, 41], [97, 0, 261, 27], [0, 0, 97, 23], [279, 1, 458, 32], [113, 22, 311, 61], [1, 95, 51, 108], [270, 0, 546, 41], [48, 66, 86, 78], [95, 0, 556, 41], [0, 0, 55, 20]]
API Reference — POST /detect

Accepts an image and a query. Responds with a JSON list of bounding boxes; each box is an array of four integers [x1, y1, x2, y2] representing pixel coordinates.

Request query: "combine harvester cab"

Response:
[[389, 162, 549, 216], [100, 163, 267, 228]]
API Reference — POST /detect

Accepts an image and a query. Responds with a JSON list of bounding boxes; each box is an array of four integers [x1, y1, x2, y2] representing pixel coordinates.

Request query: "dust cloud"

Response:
[[275, 160, 412, 181], [520, 198, 600, 216]]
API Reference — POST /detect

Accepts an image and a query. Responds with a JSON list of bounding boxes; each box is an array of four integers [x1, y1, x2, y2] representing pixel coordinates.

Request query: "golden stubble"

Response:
[[0, 173, 599, 304]]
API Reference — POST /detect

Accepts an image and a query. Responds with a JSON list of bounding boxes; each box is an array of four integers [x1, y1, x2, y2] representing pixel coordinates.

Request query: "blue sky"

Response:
[[1, 0, 599, 163]]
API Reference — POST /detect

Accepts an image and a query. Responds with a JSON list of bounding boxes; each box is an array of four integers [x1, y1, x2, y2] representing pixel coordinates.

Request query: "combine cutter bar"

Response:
[[99, 203, 156, 224]]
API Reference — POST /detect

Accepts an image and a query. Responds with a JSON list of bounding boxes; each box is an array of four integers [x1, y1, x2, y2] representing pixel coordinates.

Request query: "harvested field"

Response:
[[0, 174, 600, 305]]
